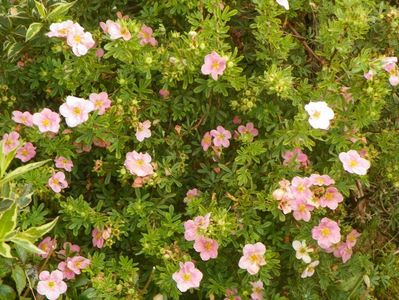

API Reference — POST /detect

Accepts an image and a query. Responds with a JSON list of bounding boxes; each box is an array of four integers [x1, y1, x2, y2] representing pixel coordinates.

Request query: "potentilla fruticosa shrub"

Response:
[[1, 0, 399, 299]]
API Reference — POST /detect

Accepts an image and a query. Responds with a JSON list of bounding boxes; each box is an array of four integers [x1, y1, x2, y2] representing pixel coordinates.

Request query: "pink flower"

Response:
[[59, 96, 95, 127], [2, 131, 20, 154], [389, 75, 399, 86], [66, 23, 95, 56], [58, 260, 76, 280], [89, 92, 111, 115], [346, 229, 360, 248], [37, 237, 57, 259], [309, 174, 335, 186], [16, 142, 36, 162], [201, 51, 227, 80], [58, 242, 80, 256], [95, 48, 105, 58], [37, 270, 67, 300], [48, 172, 68, 193], [237, 122, 259, 139], [183, 214, 211, 241], [291, 198, 314, 222], [66, 256, 91, 274], [338, 242, 353, 263], [184, 188, 200, 203], [238, 242, 266, 275], [201, 132, 212, 151], [100, 20, 131, 41], [138, 25, 157, 46], [159, 89, 170, 98], [193, 236, 218, 261], [312, 217, 341, 249], [363, 70, 374, 80], [92, 228, 111, 248], [172, 261, 203, 292], [124, 151, 154, 177], [273, 179, 294, 214], [282, 148, 309, 167], [210, 126, 231, 148], [339, 150, 370, 175], [290, 176, 312, 201], [32, 108, 61, 133], [46, 20, 74, 38], [301, 260, 319, 278], [250, 280, 264, 300], [135, 120, 152, 142], [54, 156, 74, 172], [233, 116, 241, 125], [225, 289, 241, 300], [12, 111, 33, 127], [319, 187, 343, 210]]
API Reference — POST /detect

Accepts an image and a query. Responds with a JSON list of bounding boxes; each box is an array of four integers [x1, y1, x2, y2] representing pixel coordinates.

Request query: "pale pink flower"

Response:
[[184, 214, 211, 241], [201, 51, 227, 80], [210, 126, 231, 148], [250, 280, 264, 300], [292, 240, 313, 263], [2, 131, 20, 154], [363, 70, 374, 80], [304, 101, 334, 130], [290, 176, 312, 201], [309, 174, 335, 186], [96, 48, 105, 58], [238, 242, 266, 275], [291, 198, 314, 222], [339, 150, 370, 175], [324, 242, 342, 257], [66, 256, 91, 274], [54, 156, 74, 172], [159, 89, 170, 98], [301, 260, 319, 278], [138, 25, 157, 46], [389, 75, 399, 86], [12, 111, 33, 127], [58, 260, 76, 280], [46, 20, 74, 38], [37, 237, 57, 259], [172, 261, 203, 292], [92, 228, 111, 248], [273, 179, 294, 214], [32, 108, 61, 133], [381, 57, 397, 70], [184, 188, 199, 203], [193, 236, 218, 261], [338, 242, 353, 263], [237, 122, 259, 139], [312, 217, 341, 249], [48, 172, 68, 193], [124, 151, 154, 177], [225, 289, 241, 300], [201, 132, 212, 151], [59, 96, 95, 127], [319, 187, 343, 210], [16, 142, 36, 162], [282, 148, 309, 167], [100, 20, 131, 41], [233, 116, 241, 125], [135, 120, 152, 142], [58, 242, 80, 256], [37, 270, 67, 300], [346, 229, 360, 248], [89, 92, 111, 115], [276, 0, 289, 10], [66, 23, 95, 56]]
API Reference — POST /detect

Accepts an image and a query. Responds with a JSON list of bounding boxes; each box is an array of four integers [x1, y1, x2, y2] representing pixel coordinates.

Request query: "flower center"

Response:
[[95, 100, 103, 108], [204, 241, 212, 250], [312, 111, 321, 119], [59, 28, 67, 35], [48, 281, 55, 288], [321, 228, 330, 237], [74, 35, 82, 43], [212, 62, 220, 70], [182, 273, 191, 282], [324, 192, 333, 200], [21, 149, 28, 156], [52, 179, 59, 185], [298, 204, 306, 212], [217, 133, 225, 140], [136, 159, 144, 166], [349, 160, 358, 167], [250, 254, 259, 263], [73, 107, 81, 115], [42, 119, 50, 127]]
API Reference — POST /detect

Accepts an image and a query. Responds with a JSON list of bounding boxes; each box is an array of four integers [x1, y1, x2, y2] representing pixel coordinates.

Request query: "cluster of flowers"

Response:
[[37, 238, 90, 300], [47, 20, 95, 56], [92, 227, 112, 248], [224, 281, 264, 300], [364, 57, 399, 86], [282, 147, 309, 168]]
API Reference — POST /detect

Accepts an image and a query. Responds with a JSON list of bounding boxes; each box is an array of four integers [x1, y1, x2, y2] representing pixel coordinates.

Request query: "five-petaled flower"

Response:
[[238, 242, 266, 275], [304, 101, 334, 130], [201, 51, 227, 80], [172, 261, 203, 292], [339, 150, 370, 175], [37, 270, 67, 300], [124, 151, 154, 177]]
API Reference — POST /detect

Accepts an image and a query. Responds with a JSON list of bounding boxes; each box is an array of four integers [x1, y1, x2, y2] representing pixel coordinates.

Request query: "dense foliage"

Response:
[[1, 0, 399, 299]]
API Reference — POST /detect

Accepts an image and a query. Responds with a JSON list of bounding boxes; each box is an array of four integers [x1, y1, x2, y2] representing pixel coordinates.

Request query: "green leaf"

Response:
[[0, 203, 17, 241], [34, 1, 47, 19], [9, 238, 45, 255], [15, 217, 58, 243], [11, 265, 26, 295], [25, 22, 43, 41], [0, 159, 50, 186], [47, 1, 77, 21], [0, 200, 13, 212], [0, 284, 16, 300], [0, 242, 12, 258]]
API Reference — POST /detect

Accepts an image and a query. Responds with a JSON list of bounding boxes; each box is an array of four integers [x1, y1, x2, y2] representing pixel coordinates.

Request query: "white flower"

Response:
[[304, 101, 334, 130], [276, 0, 289, 10], [59, 96, 94, 127], [301, 260, 319, 278], [292, 240, 313, 263]]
